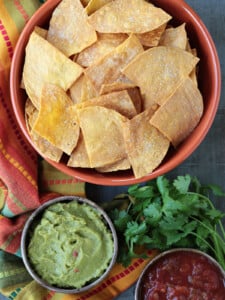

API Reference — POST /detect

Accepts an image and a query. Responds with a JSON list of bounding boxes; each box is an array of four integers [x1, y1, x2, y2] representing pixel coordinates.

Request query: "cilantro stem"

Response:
[[188, 192, 225, 238], [189, 231, 217, 256], [191, 216, 225, 269]]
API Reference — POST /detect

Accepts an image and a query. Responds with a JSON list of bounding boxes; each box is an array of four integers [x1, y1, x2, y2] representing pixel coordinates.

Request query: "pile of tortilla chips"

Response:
[[22, 0, 203, 179]]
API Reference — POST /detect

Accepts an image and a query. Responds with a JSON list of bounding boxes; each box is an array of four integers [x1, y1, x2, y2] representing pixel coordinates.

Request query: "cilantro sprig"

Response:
[[108, 175, 225, 268]]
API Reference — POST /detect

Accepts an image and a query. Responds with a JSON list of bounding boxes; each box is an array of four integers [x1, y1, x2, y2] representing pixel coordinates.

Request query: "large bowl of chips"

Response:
[[10, 0, 221, 186]]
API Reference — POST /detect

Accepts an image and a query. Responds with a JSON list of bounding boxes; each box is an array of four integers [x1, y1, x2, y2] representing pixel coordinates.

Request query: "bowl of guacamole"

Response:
[[21, 196, 118, 293]]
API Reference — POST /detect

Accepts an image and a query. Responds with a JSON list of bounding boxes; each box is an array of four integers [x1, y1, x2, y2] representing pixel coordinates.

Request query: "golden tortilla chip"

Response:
[[32, 84, 80, 155], [99, 83, 142, 113], [25, 98, 38, 127], [122, 46, 199, 108], [23, 31, 83, 109], [88, 0, 171, 33], [69, 75, 85, 104], [20, 79, 25, 89], [34, 26, 48, 39], [96, 157, 130, 172], [136, 23, 167, 48], [150, 77, 203, 147], [69, 73, 97, 104], [67, 133, 91, 168], [80, 75, 98, 101], [159, 23, 187, 49], [47, 0, 97, 56], [76, 33, 127, 67], [77, 106, 127, 168], [189, 66, 198, 87], [85, 34, 144, 93], [86, 0, 112, 15], [99, 77, 135, 95], [76, 90, 137, 119], [186, 43, 198, 86], [123, 106, 170, 179], [25, 99, 63, 162]]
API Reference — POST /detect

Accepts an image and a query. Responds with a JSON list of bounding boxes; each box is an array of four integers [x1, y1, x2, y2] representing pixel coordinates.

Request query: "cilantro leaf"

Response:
[[156, 176, 169, 196], [203, 184, 225, 197], [143, 202, 162, 226], [173, 174, 191, 194], [109, 209, 131, 232]]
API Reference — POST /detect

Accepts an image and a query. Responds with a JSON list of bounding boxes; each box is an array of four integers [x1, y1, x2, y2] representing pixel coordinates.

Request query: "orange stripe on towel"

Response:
[[0, 139, 37, 188], [58, 250, 158, 300], [13, 0, 30, 24]]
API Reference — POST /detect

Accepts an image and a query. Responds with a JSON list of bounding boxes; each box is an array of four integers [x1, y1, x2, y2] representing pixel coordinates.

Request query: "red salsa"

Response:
[[140, 250, 225, 300]]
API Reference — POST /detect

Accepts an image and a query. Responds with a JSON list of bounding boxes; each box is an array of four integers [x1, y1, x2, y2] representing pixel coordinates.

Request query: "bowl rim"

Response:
[[21, 195, 118, 294], [10, 0, 221, 186], [134, 247, 225, 300]]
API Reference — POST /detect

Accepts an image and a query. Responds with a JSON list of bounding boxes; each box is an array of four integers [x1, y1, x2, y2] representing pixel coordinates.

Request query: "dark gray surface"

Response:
[[1, 0, 225, 299]]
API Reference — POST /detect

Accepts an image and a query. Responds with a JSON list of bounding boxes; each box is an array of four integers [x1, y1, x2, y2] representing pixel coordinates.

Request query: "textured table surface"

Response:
[[1, 0, 225, 299]]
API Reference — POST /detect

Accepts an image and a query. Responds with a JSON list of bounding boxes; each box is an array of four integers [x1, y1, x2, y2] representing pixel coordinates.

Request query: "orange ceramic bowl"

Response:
[[10, 0, 221, 186]]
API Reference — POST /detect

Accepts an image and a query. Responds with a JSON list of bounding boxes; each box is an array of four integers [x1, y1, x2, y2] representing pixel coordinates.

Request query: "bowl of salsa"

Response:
[[135, 248, 225, 300]]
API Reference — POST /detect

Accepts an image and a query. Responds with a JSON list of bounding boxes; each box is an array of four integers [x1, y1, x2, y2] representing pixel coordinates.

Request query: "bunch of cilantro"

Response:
[[108, 175, 225, 269]]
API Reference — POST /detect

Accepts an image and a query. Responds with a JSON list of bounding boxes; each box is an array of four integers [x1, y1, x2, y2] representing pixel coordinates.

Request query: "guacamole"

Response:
[[28, 201, 114, 288]]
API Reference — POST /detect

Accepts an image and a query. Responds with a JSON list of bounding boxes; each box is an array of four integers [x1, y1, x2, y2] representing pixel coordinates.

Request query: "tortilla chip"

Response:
[[76, 90, 137, 119], [88, 0, 172, 34], [96, 157, 130, 172], [189, 66, 198, 87], [139, 93, 157, 110], [186, 43, 198, 86], [69, 75, 85, 104], [20, 79, 25, 89], [86, 0, 112, 15], [34, 26, 48, 39], [150, 77, 203, 147], [122, 46, 199, 108], [47, 0, 97, 56], [76, 33, 127, 67], [77, 106, 127, 168], [136, 23, 167, 47], [25, 98, 38, 127], [159, 23, 187, 49], [67, 133, 91, 168], [99, 77, 135, 95], [25, 99, 63, 162], [123, 106, 170, 179], [32, 84, 80, 155], [80, 75, 98, 101], [23, 31, 83, 109], [69, 72, 97, 104], [85, 34, 144, 93]]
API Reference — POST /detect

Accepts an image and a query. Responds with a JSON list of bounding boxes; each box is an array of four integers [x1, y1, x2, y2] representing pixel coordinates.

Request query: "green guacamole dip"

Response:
[[28, 201, 114, 288]]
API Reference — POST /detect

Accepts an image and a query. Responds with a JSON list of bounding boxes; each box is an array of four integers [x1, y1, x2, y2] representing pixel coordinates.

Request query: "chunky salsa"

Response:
[[139, 250, 225, 300]]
